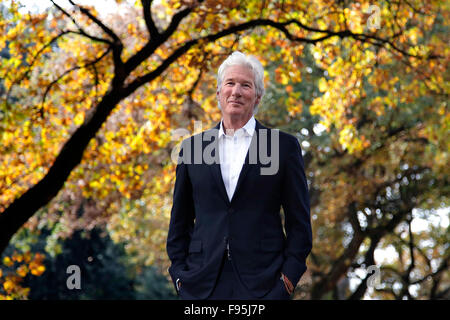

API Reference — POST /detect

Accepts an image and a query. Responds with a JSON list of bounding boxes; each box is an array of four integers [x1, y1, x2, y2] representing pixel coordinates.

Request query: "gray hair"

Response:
[[217, 51, 265, 115]]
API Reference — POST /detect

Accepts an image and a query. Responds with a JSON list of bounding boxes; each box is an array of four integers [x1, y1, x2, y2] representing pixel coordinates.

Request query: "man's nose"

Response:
[[231, 84, 242, 96]]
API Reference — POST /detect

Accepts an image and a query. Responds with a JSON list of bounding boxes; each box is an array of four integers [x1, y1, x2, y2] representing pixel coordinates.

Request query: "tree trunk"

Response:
[[0, 89, 122, 256]]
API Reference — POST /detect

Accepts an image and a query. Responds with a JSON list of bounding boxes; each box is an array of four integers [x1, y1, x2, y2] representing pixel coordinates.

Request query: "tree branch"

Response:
[[0, 88, 124, 257], [40, 47, 112, 113], [161, 6, 194, 40], [51, 1, 111, 45], [348, 234, 382, 300], [123, 4, 196, 76], [67, 0, 124, 76], [68, 0, 120, 43], [5, 29, 71, 107], [141, 0, 159, 39], [311, 202, 366, 299]]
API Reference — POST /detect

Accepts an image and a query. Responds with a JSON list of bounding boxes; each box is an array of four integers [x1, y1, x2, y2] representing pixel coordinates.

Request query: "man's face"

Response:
[[217, 65, 260, 120]]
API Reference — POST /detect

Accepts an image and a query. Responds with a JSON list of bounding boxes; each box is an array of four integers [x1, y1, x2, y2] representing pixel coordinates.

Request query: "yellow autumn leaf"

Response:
[[280, 73, 289, 85], [12, 251, 22, 262], [74, 112, 85, 126], [16, 265, 28, 277], [23, 252, 32, 264], [3, 256, 13, 267], [3, 280, 14, 292], [30, 265, 46, 276], [318, 77, 327, 92]]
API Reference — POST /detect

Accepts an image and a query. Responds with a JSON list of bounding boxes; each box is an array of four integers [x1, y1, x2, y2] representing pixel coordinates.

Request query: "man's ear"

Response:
[[255, 95, 261, 107]]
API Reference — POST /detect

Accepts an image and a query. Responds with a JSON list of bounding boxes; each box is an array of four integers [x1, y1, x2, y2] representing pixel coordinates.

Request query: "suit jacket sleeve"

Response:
[[281, 136, 312, 287], [166, 140, 195, 288]]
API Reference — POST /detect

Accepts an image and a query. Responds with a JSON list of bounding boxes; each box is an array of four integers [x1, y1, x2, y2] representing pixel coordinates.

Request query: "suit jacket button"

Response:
[[228, 208, 234, 214]]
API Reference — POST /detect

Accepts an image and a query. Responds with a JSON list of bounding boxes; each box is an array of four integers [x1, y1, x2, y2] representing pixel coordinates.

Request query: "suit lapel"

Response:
[[230, 120, 264, 204], [211, 162, 230, 206], [208, 119, 267, 206], [208, 122, 231, 206]]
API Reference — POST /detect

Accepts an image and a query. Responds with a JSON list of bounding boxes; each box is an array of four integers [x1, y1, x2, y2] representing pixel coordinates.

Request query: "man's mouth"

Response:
[[228, 101, 243, 105]]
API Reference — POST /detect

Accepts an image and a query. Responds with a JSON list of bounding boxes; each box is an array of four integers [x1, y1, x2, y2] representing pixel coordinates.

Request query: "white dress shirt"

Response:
[[218, 116, 255, 201]]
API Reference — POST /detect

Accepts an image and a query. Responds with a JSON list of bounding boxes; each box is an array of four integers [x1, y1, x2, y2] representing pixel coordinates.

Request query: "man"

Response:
[[166, 51, 312, 300]]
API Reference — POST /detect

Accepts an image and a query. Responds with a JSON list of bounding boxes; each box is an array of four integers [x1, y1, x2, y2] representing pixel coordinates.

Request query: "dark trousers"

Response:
[[207, 251, 291, 300]]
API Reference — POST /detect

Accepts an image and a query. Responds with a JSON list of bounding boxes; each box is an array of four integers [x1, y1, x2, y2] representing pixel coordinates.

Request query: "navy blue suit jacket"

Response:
[[166, 119, 312, 299]]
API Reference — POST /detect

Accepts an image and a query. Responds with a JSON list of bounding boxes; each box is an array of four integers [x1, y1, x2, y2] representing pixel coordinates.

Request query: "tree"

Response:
[[255, 42, 448, 299], [1, 225, 177, 299], [20, 227, 136, 300], [20, 227, 177, 299], [1, 0, 448, 299]]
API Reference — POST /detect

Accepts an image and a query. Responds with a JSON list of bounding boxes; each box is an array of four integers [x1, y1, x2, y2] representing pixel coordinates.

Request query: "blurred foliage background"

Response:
[[0, 0, 448, 299]]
